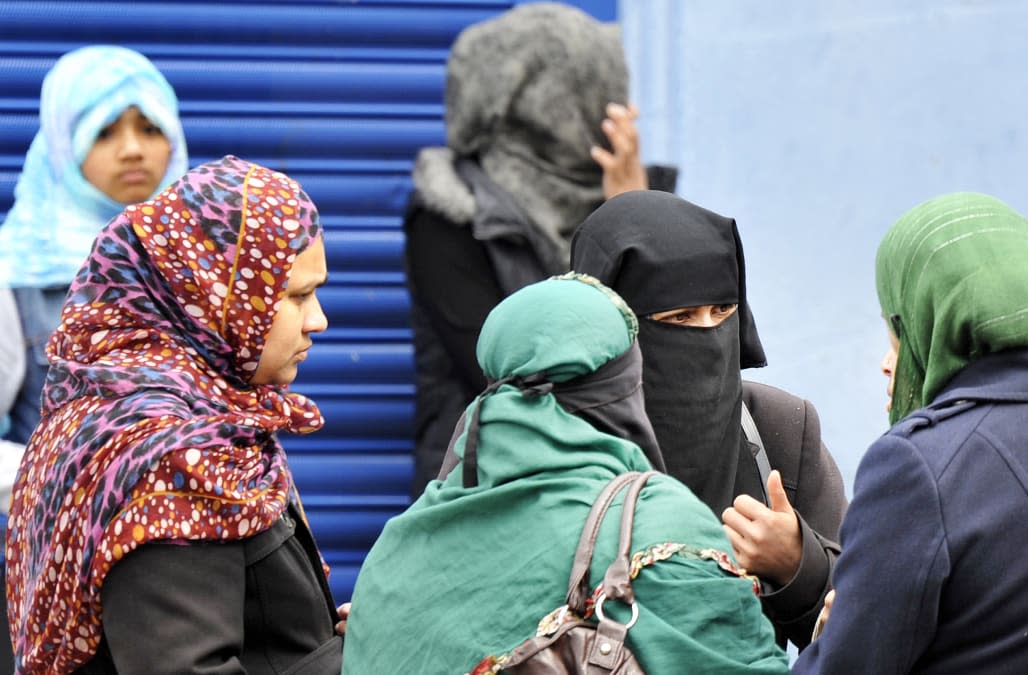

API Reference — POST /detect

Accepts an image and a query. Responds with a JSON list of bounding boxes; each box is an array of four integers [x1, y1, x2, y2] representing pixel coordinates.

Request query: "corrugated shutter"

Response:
[[0, 0, 615, 603]]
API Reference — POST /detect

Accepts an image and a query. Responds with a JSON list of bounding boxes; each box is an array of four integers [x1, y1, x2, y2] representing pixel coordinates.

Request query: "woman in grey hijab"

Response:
[[404, 2, 674, 495]]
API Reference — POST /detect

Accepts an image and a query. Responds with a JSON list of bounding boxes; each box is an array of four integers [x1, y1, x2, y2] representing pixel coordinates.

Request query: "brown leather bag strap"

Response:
[[587, 471, 658, 674], [601, 471, 658, 604], [565, 472, 640, 614]]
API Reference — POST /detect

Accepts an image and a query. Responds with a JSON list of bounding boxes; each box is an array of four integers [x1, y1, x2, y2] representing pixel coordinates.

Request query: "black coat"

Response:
[[76, 506, 342, 674], [404, 165, 679, 495]]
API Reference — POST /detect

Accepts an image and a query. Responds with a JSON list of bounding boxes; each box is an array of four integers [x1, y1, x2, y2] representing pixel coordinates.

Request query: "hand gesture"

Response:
[[592, 102, 648, 199], [721, 470, 802, 586]]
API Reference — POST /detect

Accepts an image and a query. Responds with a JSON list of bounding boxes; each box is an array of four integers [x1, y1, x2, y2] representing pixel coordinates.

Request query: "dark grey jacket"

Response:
[[742, 380, 846, 649], [76, 506, 341, 674]]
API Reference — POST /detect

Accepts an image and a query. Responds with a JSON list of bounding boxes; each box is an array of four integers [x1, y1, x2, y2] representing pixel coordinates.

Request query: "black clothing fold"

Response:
[[77, 507, 341, 674]]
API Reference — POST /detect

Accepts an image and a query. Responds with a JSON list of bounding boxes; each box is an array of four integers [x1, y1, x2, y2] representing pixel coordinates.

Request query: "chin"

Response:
[[115, 185, 161, 205], [272, 368, 300, 386], [251, 367, 299, 387]]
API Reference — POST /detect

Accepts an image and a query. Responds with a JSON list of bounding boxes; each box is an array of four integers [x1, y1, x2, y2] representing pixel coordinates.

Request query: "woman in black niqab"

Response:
[[572, 190, 847, 651], [570, 189, 766, 515]]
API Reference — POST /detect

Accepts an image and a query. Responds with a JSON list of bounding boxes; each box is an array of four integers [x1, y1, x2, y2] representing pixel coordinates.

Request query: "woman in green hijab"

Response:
[[794, 193, 1028, 674], [342, 274, 787, 673]]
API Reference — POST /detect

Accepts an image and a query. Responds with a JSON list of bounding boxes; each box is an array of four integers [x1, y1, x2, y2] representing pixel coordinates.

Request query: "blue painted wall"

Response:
[[621, 0, 1028, 492]]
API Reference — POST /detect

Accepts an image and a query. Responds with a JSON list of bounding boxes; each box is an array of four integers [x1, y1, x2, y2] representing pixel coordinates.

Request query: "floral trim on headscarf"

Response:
[[5, 156, 323, 673], [554, 272, 639, 340], [0, 45, 188, 288]]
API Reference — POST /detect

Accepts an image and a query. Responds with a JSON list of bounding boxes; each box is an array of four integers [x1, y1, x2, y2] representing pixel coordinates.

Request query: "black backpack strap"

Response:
[[741, 401, 772, 506]]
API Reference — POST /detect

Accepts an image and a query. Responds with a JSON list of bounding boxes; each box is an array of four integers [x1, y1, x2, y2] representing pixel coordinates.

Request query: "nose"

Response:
[[696, 307, 719, 327], [118, 128, 144, 159], [304, 296, 328, 334], [880, 347, 896, 378]]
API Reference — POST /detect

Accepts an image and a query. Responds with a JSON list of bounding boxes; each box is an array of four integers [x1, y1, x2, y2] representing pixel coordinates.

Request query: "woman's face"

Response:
[[251, 237, 329, 386], [80, 105, 172, 204], [881, 326, 900, 412]]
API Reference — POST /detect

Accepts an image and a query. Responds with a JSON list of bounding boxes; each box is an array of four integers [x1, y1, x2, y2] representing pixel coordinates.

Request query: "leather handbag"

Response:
[[494, 471, 657, 674]]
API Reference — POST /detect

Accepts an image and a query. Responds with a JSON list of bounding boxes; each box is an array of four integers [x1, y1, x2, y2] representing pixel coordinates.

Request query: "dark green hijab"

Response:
[[453, 272, 651, 488], [876, 192, 1028, 423], [343, 273, 787, 673]]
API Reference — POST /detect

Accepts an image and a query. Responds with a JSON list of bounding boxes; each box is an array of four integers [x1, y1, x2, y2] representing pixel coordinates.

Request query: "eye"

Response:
[[143, 123, 165, 137], [660, 310, 693, 324], [714, 304, 737, 316], [95, 124, 114, 141]]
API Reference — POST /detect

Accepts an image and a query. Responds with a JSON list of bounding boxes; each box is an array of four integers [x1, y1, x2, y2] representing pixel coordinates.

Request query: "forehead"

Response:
[[287, 237, 327, 284], [100, 105, 146, 124]]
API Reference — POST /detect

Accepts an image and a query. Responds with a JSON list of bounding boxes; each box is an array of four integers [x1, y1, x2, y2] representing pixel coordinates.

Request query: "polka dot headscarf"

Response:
[[6, 156, 326, 672]]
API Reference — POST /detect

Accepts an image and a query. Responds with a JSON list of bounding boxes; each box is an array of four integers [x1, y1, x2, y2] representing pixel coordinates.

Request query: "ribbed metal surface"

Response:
[[0, 0, 614, 603]]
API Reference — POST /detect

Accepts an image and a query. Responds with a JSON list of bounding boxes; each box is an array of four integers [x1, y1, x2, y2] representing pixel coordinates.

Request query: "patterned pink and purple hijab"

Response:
[[5, 155, 325, 672]]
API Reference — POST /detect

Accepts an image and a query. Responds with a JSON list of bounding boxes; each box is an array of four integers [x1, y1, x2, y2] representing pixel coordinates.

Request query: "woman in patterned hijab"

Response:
[[5, 156, 342, 673]]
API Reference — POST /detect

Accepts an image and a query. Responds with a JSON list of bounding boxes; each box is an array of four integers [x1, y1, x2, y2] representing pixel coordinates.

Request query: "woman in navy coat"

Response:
[[794, 192, 1028, 674]]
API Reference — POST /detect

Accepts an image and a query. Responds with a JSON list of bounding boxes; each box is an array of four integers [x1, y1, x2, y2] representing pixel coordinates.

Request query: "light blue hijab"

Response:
[[0, 45, 188, 288]]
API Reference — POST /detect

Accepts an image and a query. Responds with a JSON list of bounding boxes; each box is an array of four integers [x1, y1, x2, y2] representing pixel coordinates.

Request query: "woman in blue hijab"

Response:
[[0, 45, 188, 443]]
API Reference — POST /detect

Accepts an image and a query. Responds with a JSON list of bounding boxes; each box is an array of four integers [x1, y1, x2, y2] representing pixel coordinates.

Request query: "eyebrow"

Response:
[[289, 274, 328, 294]]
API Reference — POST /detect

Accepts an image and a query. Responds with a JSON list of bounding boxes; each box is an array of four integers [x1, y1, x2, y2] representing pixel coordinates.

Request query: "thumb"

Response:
[[767, 470, 793, 514]]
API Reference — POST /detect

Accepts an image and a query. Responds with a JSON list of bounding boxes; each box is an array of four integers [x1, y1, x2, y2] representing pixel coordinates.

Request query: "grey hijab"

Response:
[[416, 3, 629, 254]]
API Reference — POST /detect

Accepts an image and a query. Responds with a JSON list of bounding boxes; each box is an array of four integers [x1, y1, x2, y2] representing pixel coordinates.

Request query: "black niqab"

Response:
[[570, 190, 766, 514]]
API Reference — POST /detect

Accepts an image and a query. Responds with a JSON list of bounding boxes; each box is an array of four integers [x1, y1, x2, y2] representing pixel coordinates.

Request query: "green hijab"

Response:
[[876, 192, 1028, 424], [343, 274, 786, 673], [448, 272, 648, 489]]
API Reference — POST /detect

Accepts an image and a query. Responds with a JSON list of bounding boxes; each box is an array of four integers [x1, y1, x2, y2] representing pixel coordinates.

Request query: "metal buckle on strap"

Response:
[[594, 592, 639, 629]]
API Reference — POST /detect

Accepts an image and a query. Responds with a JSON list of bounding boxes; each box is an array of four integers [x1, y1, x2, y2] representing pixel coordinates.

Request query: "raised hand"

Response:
[[592, 102, 648, 199], [721, 470, 802, 586]]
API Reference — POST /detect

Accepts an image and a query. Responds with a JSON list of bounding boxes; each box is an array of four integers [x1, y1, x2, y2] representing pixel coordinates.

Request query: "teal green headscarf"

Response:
[[343, 274, 786, 674], [450, 272, 646, 489], [876, 192, 1028, 423]]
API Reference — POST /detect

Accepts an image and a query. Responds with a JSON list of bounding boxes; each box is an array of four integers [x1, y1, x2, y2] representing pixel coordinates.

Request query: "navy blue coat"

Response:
[[794, 348, 1028, 674]]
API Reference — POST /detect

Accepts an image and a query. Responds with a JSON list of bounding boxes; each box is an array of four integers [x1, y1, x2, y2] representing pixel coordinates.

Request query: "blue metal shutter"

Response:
[[0, 0, 615, 603]]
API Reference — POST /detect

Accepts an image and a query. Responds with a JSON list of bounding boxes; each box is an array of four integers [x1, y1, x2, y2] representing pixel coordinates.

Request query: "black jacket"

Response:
[[404, 163, 678, 495], [77, 506, 341, 674]]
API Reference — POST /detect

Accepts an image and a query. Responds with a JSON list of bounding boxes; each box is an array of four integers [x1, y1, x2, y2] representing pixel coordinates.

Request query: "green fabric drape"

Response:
[[876, 192, 1028, 423], [342, 274, 786, 674]]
